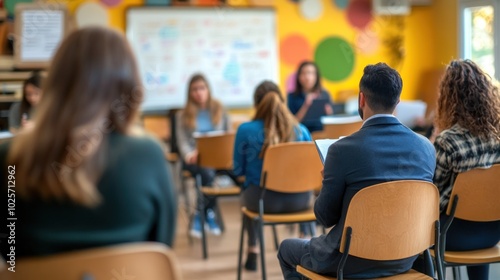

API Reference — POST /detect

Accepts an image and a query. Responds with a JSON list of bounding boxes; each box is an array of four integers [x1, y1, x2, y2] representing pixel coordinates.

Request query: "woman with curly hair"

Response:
[[434, 59, 500, 280]]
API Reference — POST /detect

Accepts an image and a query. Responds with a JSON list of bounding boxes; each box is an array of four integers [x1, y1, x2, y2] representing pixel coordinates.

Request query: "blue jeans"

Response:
[[183, 163, 216, 212], [277, 238, 311, 280]]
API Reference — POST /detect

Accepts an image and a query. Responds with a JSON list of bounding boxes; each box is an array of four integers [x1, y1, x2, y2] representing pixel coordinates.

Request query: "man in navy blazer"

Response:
[[278, 63, 436, 279]]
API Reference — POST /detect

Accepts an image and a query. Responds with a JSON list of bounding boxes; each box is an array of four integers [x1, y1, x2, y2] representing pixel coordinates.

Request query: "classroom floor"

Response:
[[172, 178, 500, 280]]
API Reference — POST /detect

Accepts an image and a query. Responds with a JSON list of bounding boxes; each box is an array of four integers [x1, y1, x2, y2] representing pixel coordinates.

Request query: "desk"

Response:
[[0, 131, 13, 144]]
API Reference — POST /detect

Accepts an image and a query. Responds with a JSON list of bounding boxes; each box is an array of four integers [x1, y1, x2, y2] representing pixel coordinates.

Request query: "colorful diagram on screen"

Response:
[[223, 56, 241, 87]]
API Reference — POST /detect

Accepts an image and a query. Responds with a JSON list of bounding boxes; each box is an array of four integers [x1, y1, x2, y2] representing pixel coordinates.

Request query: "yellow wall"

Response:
[[59, 0, 457, 103], [432, 0, 459, 66]]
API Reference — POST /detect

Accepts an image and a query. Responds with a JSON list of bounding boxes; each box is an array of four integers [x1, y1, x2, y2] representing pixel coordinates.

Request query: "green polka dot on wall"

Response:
[[314, 37, 355, 82], [6, 0, 33, 16]]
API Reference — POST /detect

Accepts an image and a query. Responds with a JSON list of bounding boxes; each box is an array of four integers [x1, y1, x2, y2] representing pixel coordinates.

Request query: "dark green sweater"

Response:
[[0, 132, 177, 258]]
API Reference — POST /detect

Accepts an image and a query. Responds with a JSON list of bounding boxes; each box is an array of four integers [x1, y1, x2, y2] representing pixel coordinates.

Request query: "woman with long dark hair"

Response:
[[287, 61, 333, 133], [0, 27, 177, 258], [8, 72, 43, 133]]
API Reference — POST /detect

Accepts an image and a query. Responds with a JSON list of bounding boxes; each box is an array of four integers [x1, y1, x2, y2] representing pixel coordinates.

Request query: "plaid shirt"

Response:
[[434, 124, 500, 212]]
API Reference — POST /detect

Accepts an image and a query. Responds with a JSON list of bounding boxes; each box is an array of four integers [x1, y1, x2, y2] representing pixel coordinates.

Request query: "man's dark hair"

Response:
[[359, 63, 402, 112]]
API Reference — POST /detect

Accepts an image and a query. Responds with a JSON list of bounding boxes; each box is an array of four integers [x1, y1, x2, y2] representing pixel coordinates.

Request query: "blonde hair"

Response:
[[253, 81, 300, 157], [8, 27, 143, 207], [182, 74, 223, 129], [437, 59, 500, 140]]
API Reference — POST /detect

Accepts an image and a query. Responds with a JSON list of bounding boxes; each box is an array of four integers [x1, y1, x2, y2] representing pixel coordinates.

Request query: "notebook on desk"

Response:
[[314, 138, 339, 164]]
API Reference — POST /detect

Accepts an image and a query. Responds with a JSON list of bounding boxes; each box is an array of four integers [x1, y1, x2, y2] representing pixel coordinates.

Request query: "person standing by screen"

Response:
[[287, 61, 333, 133]]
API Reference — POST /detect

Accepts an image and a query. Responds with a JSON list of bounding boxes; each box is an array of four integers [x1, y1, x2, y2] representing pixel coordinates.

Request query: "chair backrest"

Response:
[[196, 132, 236, 170], [446, 164, 500, 222], [0, 242, 182, 280], [261, 142, 323, 193], [323, 121, 362, 139], [143, 115, 170, 142], [340, 180, 440, 261]]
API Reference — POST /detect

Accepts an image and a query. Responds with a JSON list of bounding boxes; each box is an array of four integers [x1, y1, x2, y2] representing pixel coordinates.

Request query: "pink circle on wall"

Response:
[[346, 0, 373, 30], [286, 72, 297, 93], [280, 34, 312, 67], [101, 0, 123, 7], [356, 30, 379, 54]]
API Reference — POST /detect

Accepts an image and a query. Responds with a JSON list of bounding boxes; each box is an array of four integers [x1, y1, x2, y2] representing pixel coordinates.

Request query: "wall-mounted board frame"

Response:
[[13, 3, 69, 69]]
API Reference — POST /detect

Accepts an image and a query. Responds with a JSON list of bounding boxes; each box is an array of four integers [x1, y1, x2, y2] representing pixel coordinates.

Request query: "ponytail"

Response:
[[254, 92, 299, 158]]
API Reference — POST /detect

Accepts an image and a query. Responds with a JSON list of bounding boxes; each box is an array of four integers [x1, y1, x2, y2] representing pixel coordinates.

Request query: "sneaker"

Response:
[[206, 209, 222, 236], [214, 175, 233, 188], [189, 212, 202, 239]]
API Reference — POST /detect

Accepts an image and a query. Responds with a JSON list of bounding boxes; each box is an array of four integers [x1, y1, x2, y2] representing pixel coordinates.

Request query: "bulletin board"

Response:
[[13, 3, 69, 69], [126, 7, 278, 111]]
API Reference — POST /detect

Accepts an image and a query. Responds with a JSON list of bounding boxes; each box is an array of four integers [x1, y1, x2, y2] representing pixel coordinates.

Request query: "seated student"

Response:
[[8, 72, 43, 134], [233, 81, 312, 271], [175, 74, 231, 238], [0, 27, 177, 258], [287, 61, 333, 133], [433, 59, 500, 280], [278, 63, 436, 279]]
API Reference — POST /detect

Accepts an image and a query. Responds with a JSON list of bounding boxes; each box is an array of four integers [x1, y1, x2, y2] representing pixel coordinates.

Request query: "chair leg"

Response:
[[237, 213, 246, 280], [309, 222, 316, 237], [258, 218, 267, 280], [215, 203, 226, 233], [452, 266, 461, 280], [187, 212, 193, 245], [196, 174, 208, 259], [182, 177, 191, 216], [272, 225, 279, 251], [180, 169, 191, 217]]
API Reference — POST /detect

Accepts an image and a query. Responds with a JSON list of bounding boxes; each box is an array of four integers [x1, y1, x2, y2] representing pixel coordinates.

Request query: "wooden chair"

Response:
[[142, 113, 193, 220], [143, 115, 170, 143], [296, 180, 443, 280], [322, 117, 362, 139], [0, 242, 182, 280], [236, 142, 323, 280], [195, 132, 241, 259], [437, 164, 500, 280]]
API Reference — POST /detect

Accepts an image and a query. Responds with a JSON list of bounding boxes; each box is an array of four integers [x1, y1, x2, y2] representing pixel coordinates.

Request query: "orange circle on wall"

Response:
[[280, 34, 312, 67]]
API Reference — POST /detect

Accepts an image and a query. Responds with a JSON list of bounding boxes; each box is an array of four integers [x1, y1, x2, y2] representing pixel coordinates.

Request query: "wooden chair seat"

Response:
[[436, 164, 500, 278], [297, 266, 432, 280], [166, 152, 179, 163], [242, 207, 316, 223], [201, 186, 241, 196], [182, 170, 192, 178], [432, 243, 500, 264]]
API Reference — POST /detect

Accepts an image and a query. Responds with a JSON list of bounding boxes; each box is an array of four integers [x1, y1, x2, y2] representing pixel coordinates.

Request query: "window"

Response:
[[460, 0, 497, 79]]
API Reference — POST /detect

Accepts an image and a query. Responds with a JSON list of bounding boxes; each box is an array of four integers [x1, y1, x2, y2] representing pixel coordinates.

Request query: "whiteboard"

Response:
[[126, 7, 278, 111]]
